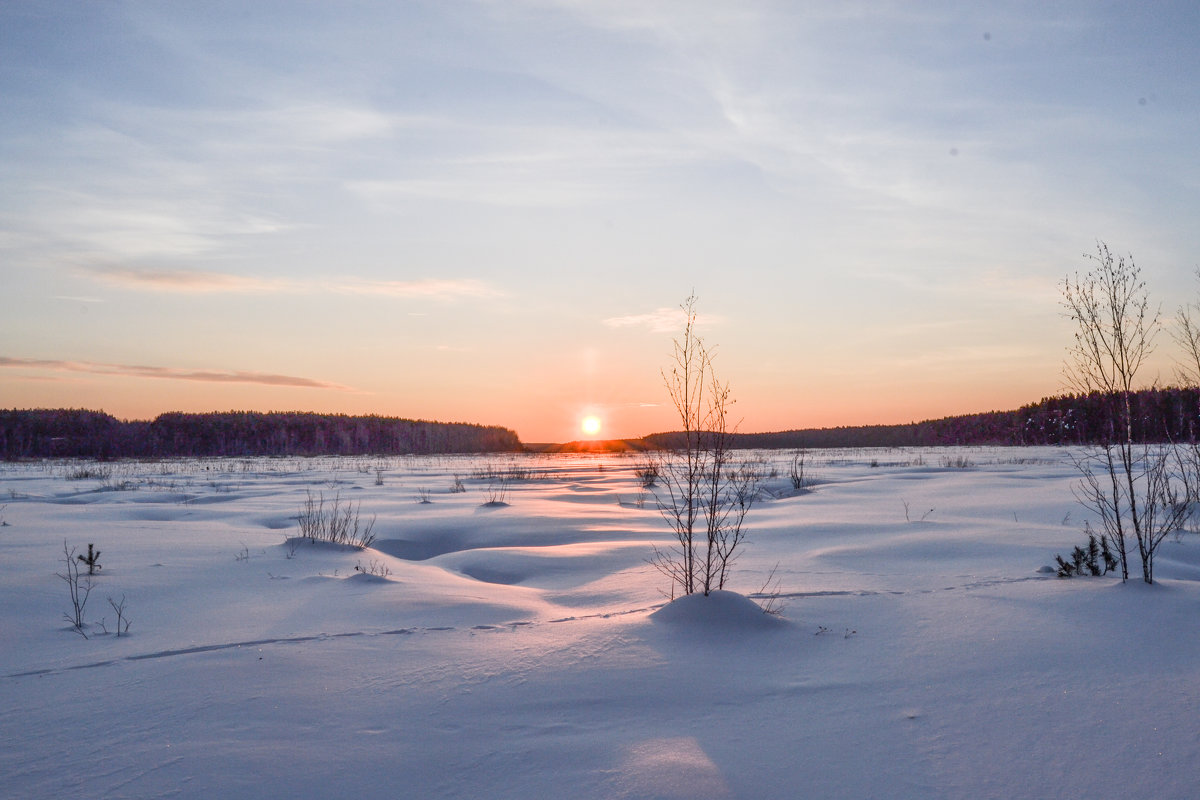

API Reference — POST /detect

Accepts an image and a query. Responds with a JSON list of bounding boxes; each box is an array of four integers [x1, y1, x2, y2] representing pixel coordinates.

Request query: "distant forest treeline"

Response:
[[7, 388, 1200, 460], [0, 410, 522, 459], [644, 388, 1200, 450]]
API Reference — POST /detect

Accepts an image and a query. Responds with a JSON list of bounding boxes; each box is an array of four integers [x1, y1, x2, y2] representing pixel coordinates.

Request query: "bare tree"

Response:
[[1171, 270, 1200, 511], [651, 294, 756, 597], [1174, 269, 1200, 388], [1063, 243, 1157, 430], [1062, 243, 1185, 583]]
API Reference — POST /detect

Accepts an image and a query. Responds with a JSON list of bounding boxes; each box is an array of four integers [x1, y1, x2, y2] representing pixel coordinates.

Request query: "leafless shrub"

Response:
[[635, 458, 660, 488], [65, 464, 112, 481], [297, 491, 326, 539], [355, 559, 391, 578], [470, 463, 499, 481], [481, 480, 509, 506], [58, 542, 93, 638], [471, 461, 548, 482], [99, 468, 137, 492], [789, 449, 810, 490], [503, 464, 539, 481], [63, 463, 136, 491], [296, 490, 377, 548], [753, 563, 785, 615], [902, 500, 934, 523], [107, 594, 131, 636]]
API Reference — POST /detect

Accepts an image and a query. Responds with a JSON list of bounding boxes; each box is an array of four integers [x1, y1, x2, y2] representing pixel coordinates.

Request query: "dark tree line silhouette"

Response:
[[0, 409, 522, 459], [6, 388, 1200, 460], [644, 387, 1200, 450]]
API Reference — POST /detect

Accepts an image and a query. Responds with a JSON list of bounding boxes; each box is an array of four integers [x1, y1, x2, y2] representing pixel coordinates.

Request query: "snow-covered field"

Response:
[[3, 447, 1200, 799]]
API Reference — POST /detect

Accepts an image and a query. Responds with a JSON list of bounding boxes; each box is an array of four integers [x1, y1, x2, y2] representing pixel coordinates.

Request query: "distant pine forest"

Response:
[[644, 387, 1200, 451], [0, 410, 522, 459], [4, 388, 1200, 460]]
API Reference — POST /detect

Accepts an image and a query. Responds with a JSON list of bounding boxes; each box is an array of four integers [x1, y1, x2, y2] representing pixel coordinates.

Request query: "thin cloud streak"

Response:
[[84, 267, 500, 299], [0, 357, 351, 391], [87, 267, 288, 293], [336, 278, 500, 299], [603, 308, 686, 333], [603, 307, 722, 333]]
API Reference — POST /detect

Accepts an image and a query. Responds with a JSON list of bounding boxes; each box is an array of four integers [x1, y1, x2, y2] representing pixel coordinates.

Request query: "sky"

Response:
[[3, 1, 1200, 443]]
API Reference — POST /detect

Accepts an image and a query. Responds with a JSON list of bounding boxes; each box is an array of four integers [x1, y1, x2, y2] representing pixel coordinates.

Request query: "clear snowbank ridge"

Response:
[[3, 447, 1199, 799]]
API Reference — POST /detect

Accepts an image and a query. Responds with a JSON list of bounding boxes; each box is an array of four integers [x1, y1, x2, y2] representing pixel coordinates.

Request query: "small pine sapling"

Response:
[[1055, 524, 1117, 578], [77, 543, 101, 575]]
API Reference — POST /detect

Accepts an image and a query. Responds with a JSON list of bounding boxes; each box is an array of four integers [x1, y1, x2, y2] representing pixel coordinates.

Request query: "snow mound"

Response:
[[282, 538, 364, 553], [650, 590, 786, 630], [345, 571, 392, 584]]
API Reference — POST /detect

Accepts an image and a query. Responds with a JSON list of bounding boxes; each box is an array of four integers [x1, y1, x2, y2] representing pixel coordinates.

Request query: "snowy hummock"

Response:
[[651, 589, 788, 630], [2, 448, 1200, 799]]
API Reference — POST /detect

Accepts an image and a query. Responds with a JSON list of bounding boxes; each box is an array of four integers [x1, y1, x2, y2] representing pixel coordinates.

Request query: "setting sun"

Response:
[[581, 415, 602, 437]]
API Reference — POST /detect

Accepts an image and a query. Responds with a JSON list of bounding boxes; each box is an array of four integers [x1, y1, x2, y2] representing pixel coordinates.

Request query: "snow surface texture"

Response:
[[3, 448, 1200, 799]]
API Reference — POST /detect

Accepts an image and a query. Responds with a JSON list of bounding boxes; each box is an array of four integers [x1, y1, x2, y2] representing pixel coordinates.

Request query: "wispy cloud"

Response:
[[603, 308, 686, 333], [603, 307, 721, 333], [83, 267, 500, 299], [335, 278, 500, 299], [0, 357, 351, 390], [86, 267, 289, 293]]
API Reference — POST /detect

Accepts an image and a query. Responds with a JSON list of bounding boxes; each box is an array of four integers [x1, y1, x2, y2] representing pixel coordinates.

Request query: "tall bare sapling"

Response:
[[1062, 243, 1186, 583], [651, 294, 755, 597]]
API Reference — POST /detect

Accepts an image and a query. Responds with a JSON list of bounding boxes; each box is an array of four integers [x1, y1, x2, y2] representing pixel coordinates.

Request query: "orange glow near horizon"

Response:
[[0, 344, 1084, 443]]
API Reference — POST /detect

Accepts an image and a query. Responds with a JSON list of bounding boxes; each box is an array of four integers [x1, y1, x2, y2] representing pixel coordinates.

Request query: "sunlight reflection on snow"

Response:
[[615, 736, 731, 799]]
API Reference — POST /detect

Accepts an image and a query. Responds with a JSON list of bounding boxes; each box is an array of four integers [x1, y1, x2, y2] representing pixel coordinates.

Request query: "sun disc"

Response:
[[581, 415, 602, 437]]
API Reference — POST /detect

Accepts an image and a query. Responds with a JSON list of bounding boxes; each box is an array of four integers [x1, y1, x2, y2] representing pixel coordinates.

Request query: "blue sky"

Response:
[[2, 1, 1199, 442]]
